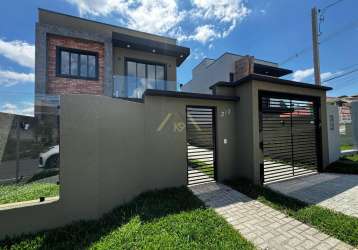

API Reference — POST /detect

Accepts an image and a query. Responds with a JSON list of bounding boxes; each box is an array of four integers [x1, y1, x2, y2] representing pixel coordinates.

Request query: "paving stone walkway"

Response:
[[190, 182, 355, 250], [267, 173, 358, 218]]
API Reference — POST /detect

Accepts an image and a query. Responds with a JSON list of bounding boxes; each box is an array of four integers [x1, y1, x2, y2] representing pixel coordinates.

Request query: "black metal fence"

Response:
[[186, 106, 216, 185]]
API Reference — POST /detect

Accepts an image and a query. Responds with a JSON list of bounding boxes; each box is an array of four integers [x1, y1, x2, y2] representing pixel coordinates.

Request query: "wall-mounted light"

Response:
[[126, 44, 131, 48], [152, 49, 156, 53], [180, 54, 184, 58]]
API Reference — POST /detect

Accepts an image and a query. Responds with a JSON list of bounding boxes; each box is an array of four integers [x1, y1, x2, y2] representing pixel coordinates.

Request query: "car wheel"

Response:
[[46, 154, 59, 169]]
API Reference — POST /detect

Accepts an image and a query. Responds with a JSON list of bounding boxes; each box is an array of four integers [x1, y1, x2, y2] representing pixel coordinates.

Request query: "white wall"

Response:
[[182, 54, 239, 94], [182, 53, 279, 94], [326, 104, 340, 163]]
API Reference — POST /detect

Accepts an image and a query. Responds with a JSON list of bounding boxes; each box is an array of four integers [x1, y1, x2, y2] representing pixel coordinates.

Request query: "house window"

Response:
[[125, 59, 166, 92], [57, 47, 98, 80], [229, 73, 234, 82]]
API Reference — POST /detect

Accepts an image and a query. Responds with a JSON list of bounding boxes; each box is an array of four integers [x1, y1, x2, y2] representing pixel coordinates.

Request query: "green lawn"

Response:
[[325, 154, 358, 175], [345, 154, 358, 162], [340, 144, 354, 151], [0, 187, 255, 250], [188, 159, 214, 178], [226, 179, 358, 248], [0, 183, 59, 205]]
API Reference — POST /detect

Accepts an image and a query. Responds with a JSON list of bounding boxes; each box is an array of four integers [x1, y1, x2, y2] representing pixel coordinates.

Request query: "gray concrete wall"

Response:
[[234, 83, 256, 182], [0, 94, 237, 239], [144, 95, 238, 182]]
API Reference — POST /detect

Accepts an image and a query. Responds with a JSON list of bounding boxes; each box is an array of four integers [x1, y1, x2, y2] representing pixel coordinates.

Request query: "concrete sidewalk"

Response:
[[268, 173, 358, 218], [190, 182, 354, 250]]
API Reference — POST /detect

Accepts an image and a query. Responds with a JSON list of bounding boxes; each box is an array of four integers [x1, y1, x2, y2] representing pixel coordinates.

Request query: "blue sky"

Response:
[[0, 0, 357, 116]]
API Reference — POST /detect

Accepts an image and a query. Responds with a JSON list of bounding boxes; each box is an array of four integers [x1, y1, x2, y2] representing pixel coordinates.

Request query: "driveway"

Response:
[[267, 173, 358, 218]]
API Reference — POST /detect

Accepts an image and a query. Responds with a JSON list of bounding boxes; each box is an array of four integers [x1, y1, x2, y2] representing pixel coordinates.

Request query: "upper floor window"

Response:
[[126, 59, 165, 81], [57, 47, 98, 80], [229, 72, 234, 82]]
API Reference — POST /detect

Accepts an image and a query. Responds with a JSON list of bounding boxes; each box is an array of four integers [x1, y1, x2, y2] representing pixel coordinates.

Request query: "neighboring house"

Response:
[[181, 53, 292, 94], [327, 95, 358, 146], [35, 9, 190, 114]]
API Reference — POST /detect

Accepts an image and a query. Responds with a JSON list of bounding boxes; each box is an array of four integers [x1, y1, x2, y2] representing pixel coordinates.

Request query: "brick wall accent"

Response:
[[47, 34, 105, 95]]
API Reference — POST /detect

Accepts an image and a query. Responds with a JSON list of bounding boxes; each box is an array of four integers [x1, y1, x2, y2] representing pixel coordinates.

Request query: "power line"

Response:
[[321, 0, 345, 12], [324, 68, 358, 82], [280, 18, 358, 65], [280, 0, 351, 66]]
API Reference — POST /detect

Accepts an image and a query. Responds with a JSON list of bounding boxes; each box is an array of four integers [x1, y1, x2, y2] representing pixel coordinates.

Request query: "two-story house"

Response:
[[181, 53, 292, 94], [35, 9, 190, 114]]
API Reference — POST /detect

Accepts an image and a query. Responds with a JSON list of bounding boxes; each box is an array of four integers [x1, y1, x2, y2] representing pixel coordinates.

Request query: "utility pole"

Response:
[[311, 7, 321, 85]]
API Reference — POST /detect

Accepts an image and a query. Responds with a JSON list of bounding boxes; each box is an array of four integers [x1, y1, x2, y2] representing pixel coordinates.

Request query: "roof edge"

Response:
[[38, 8, 177, 44], [210, 74, 333, 91], [144, 89, 239, 102]]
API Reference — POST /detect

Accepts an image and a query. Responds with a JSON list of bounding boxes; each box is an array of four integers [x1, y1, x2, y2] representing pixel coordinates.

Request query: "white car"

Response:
[[39, 145, 59, 168]]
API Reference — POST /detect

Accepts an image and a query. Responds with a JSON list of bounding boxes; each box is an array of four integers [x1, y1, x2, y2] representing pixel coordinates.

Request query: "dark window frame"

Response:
[[124, 57, 167, 81], [56, 47, 99, 80]]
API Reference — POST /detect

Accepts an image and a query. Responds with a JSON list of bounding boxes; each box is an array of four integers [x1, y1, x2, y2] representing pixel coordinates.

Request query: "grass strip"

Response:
[[226, 178, 358, 247], [0, 183, 59, 205], [0, 187, 255, 250]]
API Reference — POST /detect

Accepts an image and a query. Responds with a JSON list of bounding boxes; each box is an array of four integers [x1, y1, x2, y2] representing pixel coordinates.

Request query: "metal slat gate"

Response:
[[186, 106, 216, 185], [259, 92, 321, 184]]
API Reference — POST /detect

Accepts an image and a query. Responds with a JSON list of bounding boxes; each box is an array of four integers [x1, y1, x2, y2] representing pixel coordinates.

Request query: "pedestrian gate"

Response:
[[259, 92, 321, 184], [186, 106, 216, 185]]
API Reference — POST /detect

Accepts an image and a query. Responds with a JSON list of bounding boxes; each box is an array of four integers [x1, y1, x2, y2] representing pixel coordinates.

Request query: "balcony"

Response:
[[113, 75, 178, 99]]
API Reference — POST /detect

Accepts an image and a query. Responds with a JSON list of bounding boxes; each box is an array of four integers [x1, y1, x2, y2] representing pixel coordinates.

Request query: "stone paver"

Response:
[[267, 173, 358, 218], [190, 182, 355, 250]]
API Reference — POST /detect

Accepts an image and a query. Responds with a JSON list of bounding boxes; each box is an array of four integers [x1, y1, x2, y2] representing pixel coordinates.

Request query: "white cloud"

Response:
[[292, 68, 343, 82], [0, 70, 35, 87], [192, 0, 250, 23], [191, 48, 206, 60], [191, 0, 250, 39], [321, 71, 343, 81], [292, 68, 314, 82], [65, 0, 186, 35], [1, 103, 17, 113], [184, 25, 220, 44], [0, 39, 35, 69], [0, 102, 34, 117], [65, 0, 250, 43]]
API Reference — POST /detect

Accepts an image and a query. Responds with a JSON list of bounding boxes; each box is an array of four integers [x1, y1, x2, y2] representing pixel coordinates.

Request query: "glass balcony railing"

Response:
[[113, 75, 178, 99]]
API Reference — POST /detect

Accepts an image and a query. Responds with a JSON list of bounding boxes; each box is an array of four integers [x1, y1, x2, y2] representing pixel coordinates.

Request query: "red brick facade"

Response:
[[47, 34, 104, 95]]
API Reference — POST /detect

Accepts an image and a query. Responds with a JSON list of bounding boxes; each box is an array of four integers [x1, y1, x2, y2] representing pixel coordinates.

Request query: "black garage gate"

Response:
[[259, 91, 322, 184]]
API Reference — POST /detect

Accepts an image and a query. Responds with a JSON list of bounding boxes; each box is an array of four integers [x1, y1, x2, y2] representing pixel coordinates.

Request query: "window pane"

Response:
[[156, 65, 165, 90], [70, 53, 79, 76], [60, 51, 69, 75], [88, 55, 96, 78], [147, 65, 155, 79], [156, 65, 164, 80], [147, 64, 156, 89], [137, 63, 146, 79], [127, 61, 136, 76], [80, 55, 88, 77]]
